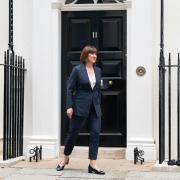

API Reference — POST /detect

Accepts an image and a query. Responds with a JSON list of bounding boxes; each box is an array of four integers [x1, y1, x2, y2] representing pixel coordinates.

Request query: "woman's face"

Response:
[[86, 52, 97, 64]]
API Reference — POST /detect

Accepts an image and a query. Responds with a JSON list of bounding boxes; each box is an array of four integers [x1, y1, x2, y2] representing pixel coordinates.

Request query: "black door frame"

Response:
[[61, 10, 127, 147]]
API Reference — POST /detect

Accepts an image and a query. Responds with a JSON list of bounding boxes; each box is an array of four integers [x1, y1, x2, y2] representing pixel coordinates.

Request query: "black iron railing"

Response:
[[0, 50, 26, 160], [0, 0, 26, 161], [159, 53, 180, 164]]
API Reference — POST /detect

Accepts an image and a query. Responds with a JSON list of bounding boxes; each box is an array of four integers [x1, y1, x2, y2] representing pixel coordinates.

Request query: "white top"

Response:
[[88, 72, 96, 89]]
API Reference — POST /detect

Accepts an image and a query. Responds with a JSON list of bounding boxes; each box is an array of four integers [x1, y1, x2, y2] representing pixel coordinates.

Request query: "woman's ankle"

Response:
[[90, 160, 96, 166], [64, 155, 69, 162]]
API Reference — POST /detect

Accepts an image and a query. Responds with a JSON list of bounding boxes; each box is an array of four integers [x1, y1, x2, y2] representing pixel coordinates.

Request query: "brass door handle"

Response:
[[108, 80, 113, 85]]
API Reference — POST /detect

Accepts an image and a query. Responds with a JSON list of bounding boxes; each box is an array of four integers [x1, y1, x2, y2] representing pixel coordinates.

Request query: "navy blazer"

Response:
[[66, 63, 102, 118]]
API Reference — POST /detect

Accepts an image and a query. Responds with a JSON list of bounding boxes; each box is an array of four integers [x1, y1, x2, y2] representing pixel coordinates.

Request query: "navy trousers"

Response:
[[64, 101, 101, 160]]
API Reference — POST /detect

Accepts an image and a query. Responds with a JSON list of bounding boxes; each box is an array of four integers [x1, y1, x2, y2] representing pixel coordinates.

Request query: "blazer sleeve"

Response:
[[66, 67, 78, 109]]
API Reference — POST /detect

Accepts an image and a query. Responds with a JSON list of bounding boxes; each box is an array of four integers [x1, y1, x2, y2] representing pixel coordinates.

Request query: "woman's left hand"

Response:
[[66, 108, 73, 120]]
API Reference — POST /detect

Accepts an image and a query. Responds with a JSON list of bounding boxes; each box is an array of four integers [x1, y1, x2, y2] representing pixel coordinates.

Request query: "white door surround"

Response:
[[27, 0, 156, 161]]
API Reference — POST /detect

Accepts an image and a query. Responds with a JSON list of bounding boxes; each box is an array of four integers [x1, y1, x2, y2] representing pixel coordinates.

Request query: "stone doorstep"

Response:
[[152, 160, 180, 172], [59, 146, 125, 159], [0, 151, 2, 160], [0, 156, 26, 168]]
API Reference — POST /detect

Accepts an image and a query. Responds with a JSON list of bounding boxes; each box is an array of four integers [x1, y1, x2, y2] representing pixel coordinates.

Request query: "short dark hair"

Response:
[[80, 45, 97, 64]]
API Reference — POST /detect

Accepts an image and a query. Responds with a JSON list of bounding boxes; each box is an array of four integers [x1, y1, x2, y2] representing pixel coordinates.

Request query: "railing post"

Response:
[[3, 52, 7, 161], [168, 53, 171, 161], [159, 0, 165, 164], [177, 53, 180, 160], [8, 0, 14, 52]]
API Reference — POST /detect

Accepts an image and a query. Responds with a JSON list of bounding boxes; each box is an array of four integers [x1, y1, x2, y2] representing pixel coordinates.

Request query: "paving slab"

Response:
[[0, 167, 20, 178], [3, 168, 126, 180], [0, 158, 157, 180], [152, 160, 180, 172], [125, 171, 180, 180], [15, 168, 63, 176], [0, 156, 26, 168], [12, 158, 154, 172], [60, 169, 125, 179], [4, 174, 61, 180], [5, 169, 180, 180]]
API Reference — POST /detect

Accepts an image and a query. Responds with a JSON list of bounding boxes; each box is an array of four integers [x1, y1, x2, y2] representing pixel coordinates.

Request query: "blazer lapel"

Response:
[[81, 63, 98, 90], [81, 63, 92, 90]]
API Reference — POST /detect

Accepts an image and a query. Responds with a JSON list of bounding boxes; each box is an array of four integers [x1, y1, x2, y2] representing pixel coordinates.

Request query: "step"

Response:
[[59, 146, 125, 159], [0, 148, 3, 160]]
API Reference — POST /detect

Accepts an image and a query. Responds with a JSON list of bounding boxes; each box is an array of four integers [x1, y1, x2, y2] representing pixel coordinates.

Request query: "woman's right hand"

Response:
[[66, 108, 73, 120]]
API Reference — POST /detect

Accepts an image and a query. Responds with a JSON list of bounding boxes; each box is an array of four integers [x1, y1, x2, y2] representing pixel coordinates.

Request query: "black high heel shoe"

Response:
[[56, 158, 69, 171], [88, 164, 105, 175]]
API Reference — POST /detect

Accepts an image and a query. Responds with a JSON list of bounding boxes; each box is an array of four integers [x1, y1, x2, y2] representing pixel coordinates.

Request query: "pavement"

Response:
[[0, 158, 180, 179]]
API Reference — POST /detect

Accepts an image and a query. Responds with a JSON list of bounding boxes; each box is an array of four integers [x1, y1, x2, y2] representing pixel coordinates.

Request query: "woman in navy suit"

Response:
[[56, 45, 105, 175]]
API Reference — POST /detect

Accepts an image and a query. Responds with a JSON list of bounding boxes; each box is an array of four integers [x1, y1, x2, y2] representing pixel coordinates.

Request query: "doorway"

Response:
[[61, 10, 127, 147]]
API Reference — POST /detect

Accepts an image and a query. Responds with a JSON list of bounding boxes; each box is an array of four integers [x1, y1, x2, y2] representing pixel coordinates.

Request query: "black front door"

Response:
[[61, 10, 127, 147]]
